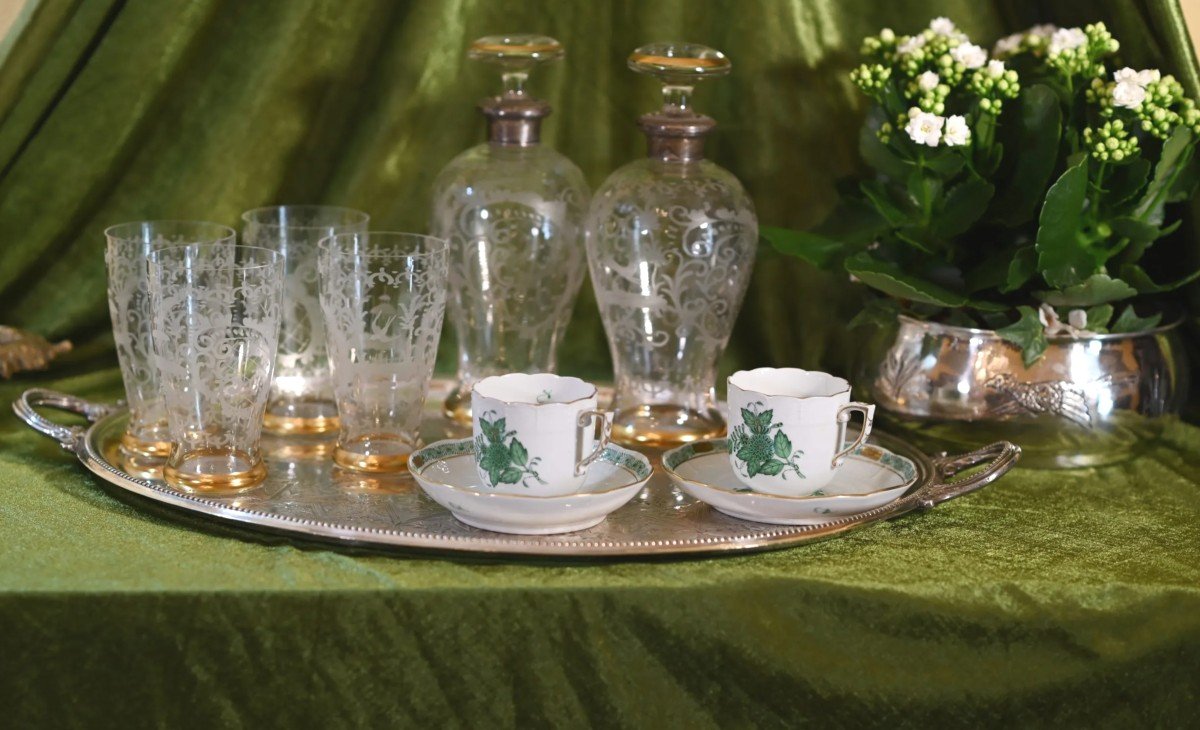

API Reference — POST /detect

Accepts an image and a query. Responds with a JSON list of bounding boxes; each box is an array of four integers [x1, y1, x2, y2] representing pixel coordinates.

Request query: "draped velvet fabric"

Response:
[[3, 0, 1200, 725]]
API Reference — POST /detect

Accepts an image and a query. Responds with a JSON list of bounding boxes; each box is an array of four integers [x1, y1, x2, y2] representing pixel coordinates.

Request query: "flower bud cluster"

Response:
[[968, 60, 1020, 116], [850, 63, 892, 95], [1046, 23, 1119, 79], [909, 71, 950, 113], [1090, 69, 1199, 140], [1083, 119, 1139, 161]]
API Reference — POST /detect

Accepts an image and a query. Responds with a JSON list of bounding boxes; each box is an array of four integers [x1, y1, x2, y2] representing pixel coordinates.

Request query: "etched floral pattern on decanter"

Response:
[[585, 43, 758, 448], [430, 34, 590, 424]]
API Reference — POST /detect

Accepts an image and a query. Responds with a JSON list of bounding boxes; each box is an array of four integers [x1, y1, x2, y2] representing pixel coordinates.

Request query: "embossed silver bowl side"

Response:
[[862, 315, 1188, 469]]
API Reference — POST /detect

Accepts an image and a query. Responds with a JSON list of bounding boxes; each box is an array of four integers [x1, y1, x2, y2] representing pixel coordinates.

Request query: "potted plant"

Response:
[[765, 18, 1197, 467]]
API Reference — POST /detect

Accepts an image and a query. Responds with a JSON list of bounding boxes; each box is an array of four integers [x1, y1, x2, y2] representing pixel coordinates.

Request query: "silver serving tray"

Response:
[[13, 383, 1020, 558]]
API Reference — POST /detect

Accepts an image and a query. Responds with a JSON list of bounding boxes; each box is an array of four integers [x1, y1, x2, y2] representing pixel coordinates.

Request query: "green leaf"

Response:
[[509, 439, 528, 466], [932, 177, 995, 239], [762, 228, 843, 268], [991, 85, 1063, 226], [906, 169, 943, 218], [1106, 157, 1150, 207], [1120, 263, 1200, 293], [479, 417, 498, 441], [848, 297, 902, 330], [739, 408, 755, 425], [1003, 246, 1038, 293], [1120, 218, 1183, 265], [1109, 216, 1162, 245], [1034, 274, 1137, 306], [1168, 156, 1200, 202], [499, 467, 523, 485], [744, 458, 761, 478], [895, 227, 939, 254], [759, 460, 786, 477], [1110, 304, 1163, 333], [487, 465, 505, 486], [1036, 157, 1095, 288], [494, 418, 506, 435], [860, 107, 910, 179], [996, 306, 1049, 366], [814, 197, 892, 244], [924, 150, 965, 177], [845, 252, 968, 307], [860, 180, 909, 226], [1135, 126, 1193, 219], [1084, 304, 1114, 333], [773, 431, 792, 460]]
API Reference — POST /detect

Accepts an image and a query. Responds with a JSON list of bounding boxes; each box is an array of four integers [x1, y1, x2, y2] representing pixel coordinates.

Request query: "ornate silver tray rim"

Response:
[[13, 387, 1020, 558]]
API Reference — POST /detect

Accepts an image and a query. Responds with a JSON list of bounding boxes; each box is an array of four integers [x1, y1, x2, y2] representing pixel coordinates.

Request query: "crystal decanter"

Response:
[[585, 43, 757, 448], [430, 35, 590, 424]]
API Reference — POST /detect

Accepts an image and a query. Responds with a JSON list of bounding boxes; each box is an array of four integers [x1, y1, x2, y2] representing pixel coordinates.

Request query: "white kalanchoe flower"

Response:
[[1029, 24, 1057, 39], [905, 108, 944, 147], [1049, 27, 1086, 55], [1112, 80, 1147, 109], [1113, 67, 1141, 85], [918, 71, 940, 91], [1038, 304, 1085, 337], [986, 59, 1006, 77], [897, 34, 926, 56], [993, 33, 1022, 56], [1067, 309, 1088, 331], [1136, 68, 1161, 86], [951, 42, 988, 69], [943, 115, 971, 146], [929, 17, 957, 36]]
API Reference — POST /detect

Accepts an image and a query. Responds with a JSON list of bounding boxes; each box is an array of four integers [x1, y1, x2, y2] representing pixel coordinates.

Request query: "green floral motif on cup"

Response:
[[473, 411, 546, 488], [728, 402, 805, 480]]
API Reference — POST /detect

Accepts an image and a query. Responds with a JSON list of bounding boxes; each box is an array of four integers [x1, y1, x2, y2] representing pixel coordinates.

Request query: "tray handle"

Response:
[[917, 441, 1021, 510], [12, 388, 119, 451]]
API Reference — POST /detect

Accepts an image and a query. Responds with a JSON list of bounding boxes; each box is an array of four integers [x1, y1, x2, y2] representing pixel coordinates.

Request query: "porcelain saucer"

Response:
[[409, 438, 653, 535], [662, 439, 917, 525]]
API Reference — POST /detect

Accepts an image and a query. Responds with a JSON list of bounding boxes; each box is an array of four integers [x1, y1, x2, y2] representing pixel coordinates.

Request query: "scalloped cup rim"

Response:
[[728, 367, 851, 400], [471, 373, 598, 407]]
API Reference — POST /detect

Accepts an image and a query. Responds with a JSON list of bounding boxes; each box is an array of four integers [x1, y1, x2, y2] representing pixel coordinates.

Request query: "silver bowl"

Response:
[[861, 315, 1189, 469]]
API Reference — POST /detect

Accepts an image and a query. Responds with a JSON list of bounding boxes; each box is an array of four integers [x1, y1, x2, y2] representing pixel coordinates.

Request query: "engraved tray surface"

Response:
[[14, 382, 1020, 558]]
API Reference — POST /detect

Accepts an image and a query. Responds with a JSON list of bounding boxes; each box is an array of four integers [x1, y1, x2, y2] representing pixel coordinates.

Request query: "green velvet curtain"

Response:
[[1, 0, 1197, 384]]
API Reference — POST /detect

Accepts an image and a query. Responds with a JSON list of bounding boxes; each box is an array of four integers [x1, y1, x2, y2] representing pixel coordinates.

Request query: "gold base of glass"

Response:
[[442, 384, 473, 425], [163, 448, 268, 494], [264, 438, 336, 461], [610, 404, 726, 450], [120, 430, 173, 458], [263, 410, 340, 435], [334, 434, 415, 473]]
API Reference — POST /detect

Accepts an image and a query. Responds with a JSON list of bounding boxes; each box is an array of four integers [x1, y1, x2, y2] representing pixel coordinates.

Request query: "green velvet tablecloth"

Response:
[[3, 364, 1200, 727]]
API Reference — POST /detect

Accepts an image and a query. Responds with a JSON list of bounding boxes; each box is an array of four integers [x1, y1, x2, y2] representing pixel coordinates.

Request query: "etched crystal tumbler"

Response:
[[147, 244, 284, 493], [318, 232, 448, 472], [242, 205, 369, 435], [105, 221, 236, 474]]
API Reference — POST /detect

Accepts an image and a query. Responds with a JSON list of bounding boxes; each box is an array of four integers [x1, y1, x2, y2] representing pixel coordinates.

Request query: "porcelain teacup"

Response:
[[726, 368, 875, 496], [471, 374, 614, 496]]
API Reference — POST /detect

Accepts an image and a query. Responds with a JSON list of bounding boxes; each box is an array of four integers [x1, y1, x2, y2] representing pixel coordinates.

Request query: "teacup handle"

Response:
[[575, 409, 614, 476], [833, 402, 876, 468]]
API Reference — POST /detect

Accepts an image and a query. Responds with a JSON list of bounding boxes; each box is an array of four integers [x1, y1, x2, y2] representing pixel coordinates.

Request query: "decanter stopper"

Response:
[[628, 42, 731, 162], [468, 34, 564, 146]]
